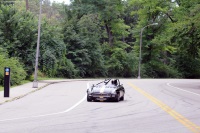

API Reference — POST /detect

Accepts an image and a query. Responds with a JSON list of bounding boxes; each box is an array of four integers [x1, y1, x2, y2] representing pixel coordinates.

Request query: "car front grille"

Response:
[[92, 93, 111, 97]]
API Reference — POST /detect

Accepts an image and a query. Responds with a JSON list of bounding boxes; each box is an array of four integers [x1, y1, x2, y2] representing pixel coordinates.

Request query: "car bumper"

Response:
[[88, 94, 117, 101]]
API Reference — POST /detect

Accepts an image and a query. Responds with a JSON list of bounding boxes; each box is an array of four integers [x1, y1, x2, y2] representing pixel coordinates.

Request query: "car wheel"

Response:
[[120, 95, 124, 101], [87, 95, 92, 102], [115, 93, 120, 102]]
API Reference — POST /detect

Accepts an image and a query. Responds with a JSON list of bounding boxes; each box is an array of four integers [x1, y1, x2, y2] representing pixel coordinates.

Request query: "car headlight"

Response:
[[87, 89, 92, 94], [88, 91, 92, 94]]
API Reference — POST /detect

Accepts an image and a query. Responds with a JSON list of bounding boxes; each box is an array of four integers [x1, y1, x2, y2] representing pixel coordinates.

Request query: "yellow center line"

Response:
[[128, 82, 200, 133]]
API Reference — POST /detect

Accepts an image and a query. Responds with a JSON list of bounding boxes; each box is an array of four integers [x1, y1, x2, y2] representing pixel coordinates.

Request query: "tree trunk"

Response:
[[105, 23, 113, 46], [26, 0, 29, 11]]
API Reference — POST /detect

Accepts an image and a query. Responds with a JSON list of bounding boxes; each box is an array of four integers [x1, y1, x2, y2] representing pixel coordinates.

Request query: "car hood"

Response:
[[91, 85, 116, 93]]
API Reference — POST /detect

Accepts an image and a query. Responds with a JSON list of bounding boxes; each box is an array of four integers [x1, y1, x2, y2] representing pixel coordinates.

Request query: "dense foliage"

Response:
[[0, 48, 26, 85], [0, 0, 200, 86]]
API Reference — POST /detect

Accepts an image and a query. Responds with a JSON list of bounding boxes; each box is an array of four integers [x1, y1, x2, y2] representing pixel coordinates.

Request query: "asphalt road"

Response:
[[0, 79, 200, 133]]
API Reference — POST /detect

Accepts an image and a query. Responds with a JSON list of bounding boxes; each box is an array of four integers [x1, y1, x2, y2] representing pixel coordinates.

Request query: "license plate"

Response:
[[97, 98, 106, 101]]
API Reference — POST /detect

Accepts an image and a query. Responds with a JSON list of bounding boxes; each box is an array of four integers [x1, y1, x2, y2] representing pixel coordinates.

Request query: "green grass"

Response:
[[0, 86, 3, 91]]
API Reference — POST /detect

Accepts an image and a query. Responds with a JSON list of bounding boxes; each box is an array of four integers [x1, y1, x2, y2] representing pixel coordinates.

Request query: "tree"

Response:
[[39, 19, 69, 77], [71, 0, 129, 47], [25, 0, 29, 11], [129, 0, 181, 78], [0, 4, 74, 79], [77, 14, 106, 77], [171, 1, 200, 78], [63, 11, 106, 77], [0, 5, 38, 77]]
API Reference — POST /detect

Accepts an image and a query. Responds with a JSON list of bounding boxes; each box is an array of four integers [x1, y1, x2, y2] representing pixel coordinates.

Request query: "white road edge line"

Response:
[[0, 94, 87, 122], [167, 83, 200, 97]]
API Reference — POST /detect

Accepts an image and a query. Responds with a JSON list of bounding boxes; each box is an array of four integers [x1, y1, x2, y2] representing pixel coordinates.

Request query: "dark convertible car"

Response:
[[87, 79, 125, 102]]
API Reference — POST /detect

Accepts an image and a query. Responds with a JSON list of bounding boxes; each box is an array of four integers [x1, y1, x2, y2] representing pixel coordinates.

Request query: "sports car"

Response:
[[87, 79, 125, 102]]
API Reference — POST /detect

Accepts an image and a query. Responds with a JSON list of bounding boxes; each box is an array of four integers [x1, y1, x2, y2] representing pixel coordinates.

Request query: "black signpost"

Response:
[[4, 67, 10, 97]]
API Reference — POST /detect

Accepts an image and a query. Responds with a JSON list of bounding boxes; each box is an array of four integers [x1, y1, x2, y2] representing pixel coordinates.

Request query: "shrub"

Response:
[[55, 59, 78, 78], [144, 61, 182, 78], [0, 53, 27, 86], [105, 48, 138, 77]]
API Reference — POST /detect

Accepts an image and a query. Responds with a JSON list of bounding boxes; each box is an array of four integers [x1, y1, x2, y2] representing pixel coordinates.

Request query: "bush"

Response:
[[0, 54, 27, 86], [55, 59, 78, 78], [144, 61, 182, 78], [105, 48, 138, 77]]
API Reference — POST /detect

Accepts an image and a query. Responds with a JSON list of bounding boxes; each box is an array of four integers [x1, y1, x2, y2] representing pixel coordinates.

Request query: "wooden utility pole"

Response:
[[26, 0, 29, 11]]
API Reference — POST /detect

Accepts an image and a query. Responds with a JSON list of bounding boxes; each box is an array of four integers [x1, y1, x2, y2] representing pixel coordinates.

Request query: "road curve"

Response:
[[0, 79, 200, 133]]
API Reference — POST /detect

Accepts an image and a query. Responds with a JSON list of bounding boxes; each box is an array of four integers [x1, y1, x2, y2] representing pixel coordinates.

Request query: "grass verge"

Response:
[[0, 86, 3, 91]]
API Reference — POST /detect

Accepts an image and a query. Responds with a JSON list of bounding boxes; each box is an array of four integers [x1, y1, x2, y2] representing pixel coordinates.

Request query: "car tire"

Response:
[[115, 94, 120, 102], [120, 95, 124, 101], [87, 95, 92, 102]]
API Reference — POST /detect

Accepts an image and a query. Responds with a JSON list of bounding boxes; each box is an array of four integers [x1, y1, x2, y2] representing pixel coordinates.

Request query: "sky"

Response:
[[50, 0, 71, 5]]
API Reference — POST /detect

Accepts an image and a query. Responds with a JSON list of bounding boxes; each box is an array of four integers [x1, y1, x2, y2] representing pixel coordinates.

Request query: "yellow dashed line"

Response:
[[128, 82, 200, 133]]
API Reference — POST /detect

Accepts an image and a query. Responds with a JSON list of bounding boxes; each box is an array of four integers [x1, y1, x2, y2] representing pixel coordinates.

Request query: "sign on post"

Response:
[[4, 67, 10, 97]]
